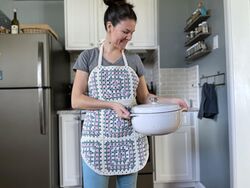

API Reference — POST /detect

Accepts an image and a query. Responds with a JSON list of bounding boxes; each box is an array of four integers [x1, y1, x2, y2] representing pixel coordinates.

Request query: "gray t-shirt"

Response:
[[73, 48, 145, 77]]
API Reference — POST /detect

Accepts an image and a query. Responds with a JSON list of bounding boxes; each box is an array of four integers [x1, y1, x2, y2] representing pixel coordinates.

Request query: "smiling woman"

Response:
[[70, 1, 187, 188], [105, 19, 136, 51], [71, 1, 149, 187]]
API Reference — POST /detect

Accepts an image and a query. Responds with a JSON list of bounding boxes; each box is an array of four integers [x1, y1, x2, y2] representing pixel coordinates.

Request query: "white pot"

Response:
[[131, 102, 182, 136]]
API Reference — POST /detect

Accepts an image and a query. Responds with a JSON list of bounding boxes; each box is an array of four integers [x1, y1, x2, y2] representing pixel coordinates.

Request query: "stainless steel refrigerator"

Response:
[[0, 33, 70, 188]]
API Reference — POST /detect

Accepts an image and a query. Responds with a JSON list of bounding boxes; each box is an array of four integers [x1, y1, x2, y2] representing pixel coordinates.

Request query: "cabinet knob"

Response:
[[98, 39, 105, 45], [129, 42, 134, 46], [74, 116, 80, 121], [90, 43, 94, 46]]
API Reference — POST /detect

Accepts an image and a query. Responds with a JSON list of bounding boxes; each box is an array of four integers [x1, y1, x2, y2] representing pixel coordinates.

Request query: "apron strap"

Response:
[[122, 51, 129, 66], [98, 43, 104, 67], [98, 43, 129, 67]]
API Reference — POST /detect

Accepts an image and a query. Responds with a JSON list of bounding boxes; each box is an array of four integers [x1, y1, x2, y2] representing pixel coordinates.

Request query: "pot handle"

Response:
[[129, 113, 137, 117], [181, 108, 188, 112]]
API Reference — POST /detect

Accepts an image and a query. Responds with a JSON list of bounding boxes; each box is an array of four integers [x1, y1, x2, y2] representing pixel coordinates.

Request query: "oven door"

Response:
[[137, 136, 153, 188]]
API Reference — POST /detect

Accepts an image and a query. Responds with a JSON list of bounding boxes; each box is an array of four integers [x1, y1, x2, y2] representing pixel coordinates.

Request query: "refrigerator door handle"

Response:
[[38, 88, 46, 135], [37, 42, 44, 87]]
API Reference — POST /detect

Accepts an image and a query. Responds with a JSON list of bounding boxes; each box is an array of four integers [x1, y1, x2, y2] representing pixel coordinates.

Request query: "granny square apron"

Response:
[[81, 44, 149, 175]]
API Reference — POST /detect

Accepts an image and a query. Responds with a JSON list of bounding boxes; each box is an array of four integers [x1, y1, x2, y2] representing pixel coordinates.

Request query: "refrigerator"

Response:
[[0, 33, 70, 188]]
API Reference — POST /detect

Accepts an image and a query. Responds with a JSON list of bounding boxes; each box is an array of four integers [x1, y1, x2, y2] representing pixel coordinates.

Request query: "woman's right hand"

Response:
[[111, 102, 130, 120]]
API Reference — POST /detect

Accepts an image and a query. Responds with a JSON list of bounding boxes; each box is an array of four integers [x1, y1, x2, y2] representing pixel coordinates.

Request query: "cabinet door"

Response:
[[155, 127, 193, 182], [59, 114, 82, 187], [64, 0, 96, 50], [97, 0, 108, 45], [127, 0, 157, 49]]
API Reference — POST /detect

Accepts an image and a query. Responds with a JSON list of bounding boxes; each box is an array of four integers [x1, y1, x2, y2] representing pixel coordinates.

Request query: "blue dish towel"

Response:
[[198, 82, 218, 119]]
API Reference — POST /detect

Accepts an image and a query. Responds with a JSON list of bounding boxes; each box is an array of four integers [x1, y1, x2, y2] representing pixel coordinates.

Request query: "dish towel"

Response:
[[198, 82, 218, 119]]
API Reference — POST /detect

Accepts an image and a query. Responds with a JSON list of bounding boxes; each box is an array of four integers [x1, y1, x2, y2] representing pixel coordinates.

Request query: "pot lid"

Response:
[[131, 103, 180, 114]]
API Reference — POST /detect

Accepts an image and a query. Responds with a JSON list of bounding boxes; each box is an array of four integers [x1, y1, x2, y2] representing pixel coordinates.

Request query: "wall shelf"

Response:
[[184, 9, 211, 63], [185, 49, 211, 62], [184, 10, 211, 32], [185, 32, 211, 46]]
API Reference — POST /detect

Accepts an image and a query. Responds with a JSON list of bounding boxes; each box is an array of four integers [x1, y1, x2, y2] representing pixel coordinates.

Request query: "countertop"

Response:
[[57, 109, 87, 115]]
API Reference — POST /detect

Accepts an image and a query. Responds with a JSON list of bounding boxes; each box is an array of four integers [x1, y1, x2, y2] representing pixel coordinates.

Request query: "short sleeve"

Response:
[[135, 55, 145, 77], [72, 50, 90, 73], [128, 53, 145, 77]]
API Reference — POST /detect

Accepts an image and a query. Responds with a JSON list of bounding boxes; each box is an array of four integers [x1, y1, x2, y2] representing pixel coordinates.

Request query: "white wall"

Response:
[[224, 0, 250, 187]]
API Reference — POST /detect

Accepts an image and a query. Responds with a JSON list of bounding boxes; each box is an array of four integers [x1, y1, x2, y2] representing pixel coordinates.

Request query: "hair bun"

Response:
[[103, 0, 127, 6]]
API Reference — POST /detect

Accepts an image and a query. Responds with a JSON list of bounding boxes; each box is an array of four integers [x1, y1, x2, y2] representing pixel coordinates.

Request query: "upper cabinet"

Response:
[[64, 0, 158, 50], [126, 0, 157, 49], [64, 0, 98, 50]]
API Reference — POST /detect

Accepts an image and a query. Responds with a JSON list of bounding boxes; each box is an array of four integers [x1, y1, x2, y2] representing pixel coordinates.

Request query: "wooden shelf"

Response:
[[185, 49, 211, 62], [185, 32, 211, 46], [184, 10, 210, 32]]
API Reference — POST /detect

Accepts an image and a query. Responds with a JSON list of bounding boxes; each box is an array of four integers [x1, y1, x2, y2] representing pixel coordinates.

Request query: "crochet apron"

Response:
[[81, 44, 149, 175]]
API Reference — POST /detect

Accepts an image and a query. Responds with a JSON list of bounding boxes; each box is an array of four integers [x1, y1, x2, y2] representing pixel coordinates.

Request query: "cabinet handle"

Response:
[[74, 116, 80, 121], [90, 43, 94, 46], [38, 88, 46, 135], [129, 42, 134, 46], [37, 42, 44, 87]]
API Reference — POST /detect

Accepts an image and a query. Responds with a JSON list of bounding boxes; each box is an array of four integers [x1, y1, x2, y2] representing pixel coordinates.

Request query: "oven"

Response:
[[137, 136, 154, 188]]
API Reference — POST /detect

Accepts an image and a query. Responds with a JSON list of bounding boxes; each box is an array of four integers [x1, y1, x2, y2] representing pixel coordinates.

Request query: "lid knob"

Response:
[[149, 97, 158, 104]]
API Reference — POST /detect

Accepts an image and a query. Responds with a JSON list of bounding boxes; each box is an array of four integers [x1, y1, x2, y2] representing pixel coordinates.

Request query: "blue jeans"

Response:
[[82, 161, 138, 188]]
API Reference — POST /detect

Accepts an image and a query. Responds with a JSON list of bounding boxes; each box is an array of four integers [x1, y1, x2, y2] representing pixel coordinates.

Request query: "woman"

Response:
[[71, 0, 188, 187]]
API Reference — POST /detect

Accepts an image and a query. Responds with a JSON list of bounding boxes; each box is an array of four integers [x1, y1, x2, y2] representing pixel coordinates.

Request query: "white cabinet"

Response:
[[155, 126, 193, 182], [96, 0, 108, 44], [64, 0, 97, 50], [58, 111, 82, 187], [127, 0, 157, 49], [154, 112, 200, 187], [64, 0, 157, 50]]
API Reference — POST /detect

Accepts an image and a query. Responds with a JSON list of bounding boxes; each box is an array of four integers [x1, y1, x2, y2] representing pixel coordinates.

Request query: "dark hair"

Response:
[[103, 0, 137, 30]]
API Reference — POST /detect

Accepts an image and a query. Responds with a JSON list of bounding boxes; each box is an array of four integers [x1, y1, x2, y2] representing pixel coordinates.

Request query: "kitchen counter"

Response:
[[57, 109, 86, 121], [57, 109, 198, 124], [57, 109, 81, 115]]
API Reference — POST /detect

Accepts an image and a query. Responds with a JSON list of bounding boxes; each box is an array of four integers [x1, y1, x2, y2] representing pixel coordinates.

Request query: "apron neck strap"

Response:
[[98, 43, 128, 67], [98, 43, 104, 67], [122, 51, 128, 66]]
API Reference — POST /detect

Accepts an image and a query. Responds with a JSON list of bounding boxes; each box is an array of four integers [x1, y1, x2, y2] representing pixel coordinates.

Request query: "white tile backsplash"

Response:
[[159, 65, 199, 108]]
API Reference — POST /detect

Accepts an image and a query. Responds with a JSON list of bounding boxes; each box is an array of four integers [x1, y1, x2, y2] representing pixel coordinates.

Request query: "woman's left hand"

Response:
[[110, 102, 130, 120], [172, 98, 189, 110]]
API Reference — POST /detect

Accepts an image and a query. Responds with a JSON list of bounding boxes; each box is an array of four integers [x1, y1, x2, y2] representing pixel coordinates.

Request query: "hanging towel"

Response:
[[198, 82, 218, 119]]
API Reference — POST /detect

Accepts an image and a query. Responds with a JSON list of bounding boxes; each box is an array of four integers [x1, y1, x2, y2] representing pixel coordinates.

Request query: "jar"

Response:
[[195, 27, 199, 35], [200, 41, 207, 50], [190, 31, 194, 38], [186, 46, 191, 56], [201, 21, 209, 33], [198, 23, 202, 34]]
